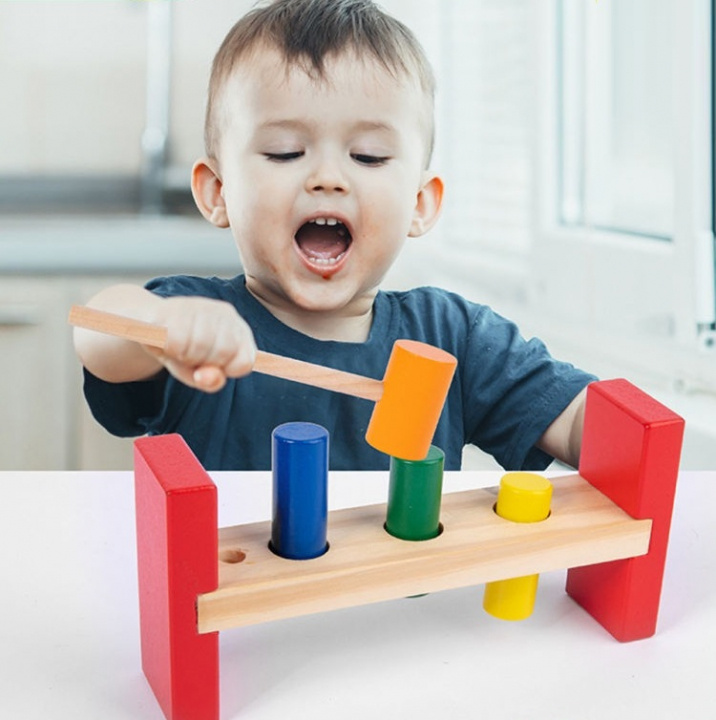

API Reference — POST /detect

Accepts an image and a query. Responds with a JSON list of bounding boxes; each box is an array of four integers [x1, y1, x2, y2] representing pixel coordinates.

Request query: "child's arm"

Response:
[[73, 283, 257, 393], [536, 388, 587, 469]]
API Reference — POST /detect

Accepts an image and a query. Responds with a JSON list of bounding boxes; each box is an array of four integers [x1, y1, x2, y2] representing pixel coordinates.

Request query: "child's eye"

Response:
[[352, 153, 390, 166], [264, 151, 304, 162]]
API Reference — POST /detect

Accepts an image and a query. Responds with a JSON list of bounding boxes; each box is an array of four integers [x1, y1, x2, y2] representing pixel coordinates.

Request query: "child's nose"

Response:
[[305, 156, 349, 194]]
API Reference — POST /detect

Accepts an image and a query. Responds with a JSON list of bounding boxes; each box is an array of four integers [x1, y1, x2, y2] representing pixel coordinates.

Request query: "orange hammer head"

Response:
[[365, 340, 457, 461]]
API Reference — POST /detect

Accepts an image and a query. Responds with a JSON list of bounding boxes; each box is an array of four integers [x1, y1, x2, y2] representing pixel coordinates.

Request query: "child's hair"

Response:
[[204, 0, 436, 162]]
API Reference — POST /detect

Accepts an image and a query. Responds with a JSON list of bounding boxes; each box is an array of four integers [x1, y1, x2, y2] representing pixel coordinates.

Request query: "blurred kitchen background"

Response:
[[1, 0, 714, 471]]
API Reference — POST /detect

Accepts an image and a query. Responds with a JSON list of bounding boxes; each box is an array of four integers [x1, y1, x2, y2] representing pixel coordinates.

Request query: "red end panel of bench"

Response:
[[135, 434, 219, 720], [566, 379, 685, 642]]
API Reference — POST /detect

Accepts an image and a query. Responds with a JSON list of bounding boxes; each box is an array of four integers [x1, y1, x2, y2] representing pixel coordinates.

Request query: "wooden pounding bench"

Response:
[[131, 379, 685, 720]]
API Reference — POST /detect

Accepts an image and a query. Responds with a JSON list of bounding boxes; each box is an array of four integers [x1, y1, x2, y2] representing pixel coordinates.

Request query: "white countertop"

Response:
[[0, 215, 239, 274], [1, 468, 714, 720]]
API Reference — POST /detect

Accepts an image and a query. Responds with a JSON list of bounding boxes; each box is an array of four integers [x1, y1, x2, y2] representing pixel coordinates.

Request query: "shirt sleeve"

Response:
[[82, 367, 169, 437], [462, 306, 596, 470], [80, 274, 213, 438]]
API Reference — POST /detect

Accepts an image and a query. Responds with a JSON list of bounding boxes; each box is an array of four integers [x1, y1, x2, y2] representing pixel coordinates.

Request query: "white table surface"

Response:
[[1, 469, 714, 720]]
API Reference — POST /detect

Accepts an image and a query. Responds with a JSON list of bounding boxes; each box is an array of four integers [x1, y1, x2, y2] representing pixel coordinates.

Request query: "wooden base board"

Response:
[[197, 473, 651, 633]]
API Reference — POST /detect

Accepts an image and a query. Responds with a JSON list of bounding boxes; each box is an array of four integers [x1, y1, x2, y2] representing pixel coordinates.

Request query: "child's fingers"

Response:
[[177, 335, 254, 383], [222, 342, 256, 378], [162, 309, 255, 376], [144, 343, 232, 393], [158, 356, 226, 393], [193, 364, 226, 392], [141, 297, 257, 391], [144, 341, 238, 392], [187, 316, 256, 379]]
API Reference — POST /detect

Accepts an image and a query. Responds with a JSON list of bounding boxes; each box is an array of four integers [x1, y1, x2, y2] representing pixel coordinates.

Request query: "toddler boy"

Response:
[[75, 0, 595, 471]]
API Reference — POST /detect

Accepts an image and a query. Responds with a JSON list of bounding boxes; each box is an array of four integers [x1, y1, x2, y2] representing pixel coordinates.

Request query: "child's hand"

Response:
[[146, 296, 257, 393]]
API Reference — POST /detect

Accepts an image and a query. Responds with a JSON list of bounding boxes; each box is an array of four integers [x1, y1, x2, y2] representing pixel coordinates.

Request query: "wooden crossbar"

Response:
[[197, 473, 652, 634]]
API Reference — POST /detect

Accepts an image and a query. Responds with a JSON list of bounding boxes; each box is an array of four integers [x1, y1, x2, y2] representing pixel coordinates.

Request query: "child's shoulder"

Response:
[[378, 284, 527, 352], [376, 285, 501, 352], [380, 284, 490, 322], [145, 273, 244, 301]]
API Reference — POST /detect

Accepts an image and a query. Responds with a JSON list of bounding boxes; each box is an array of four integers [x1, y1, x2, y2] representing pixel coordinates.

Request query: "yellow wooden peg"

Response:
[[483, 472, 553, 621]]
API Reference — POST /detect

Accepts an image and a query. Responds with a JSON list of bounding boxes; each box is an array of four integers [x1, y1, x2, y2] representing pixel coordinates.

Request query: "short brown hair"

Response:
[[204, 0, 435, 162]]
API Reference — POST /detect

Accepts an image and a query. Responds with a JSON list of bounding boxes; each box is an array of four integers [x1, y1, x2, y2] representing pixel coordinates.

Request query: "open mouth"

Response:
[[294, 217, 352, 270]]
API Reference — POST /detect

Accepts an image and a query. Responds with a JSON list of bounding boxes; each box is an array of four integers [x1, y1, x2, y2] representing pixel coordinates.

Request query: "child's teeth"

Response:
[[309, 217, 341, 226], [314, 218, 326, 225], [326, 218, 337, 226], [311, 252, 346, 266]]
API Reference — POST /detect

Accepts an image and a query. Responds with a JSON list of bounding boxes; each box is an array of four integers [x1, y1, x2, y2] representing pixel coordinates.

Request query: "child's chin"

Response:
[[289, 282, 361, 312]]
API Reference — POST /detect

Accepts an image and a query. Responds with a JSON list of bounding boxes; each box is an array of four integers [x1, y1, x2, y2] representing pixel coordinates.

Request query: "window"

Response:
[[372, 1, 714, 391], [534, 0, 715, 388], [559, 0, 675, 239]]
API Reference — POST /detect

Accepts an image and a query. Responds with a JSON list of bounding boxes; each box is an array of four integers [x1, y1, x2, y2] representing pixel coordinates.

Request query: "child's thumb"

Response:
[[193, 364, 226, 393]]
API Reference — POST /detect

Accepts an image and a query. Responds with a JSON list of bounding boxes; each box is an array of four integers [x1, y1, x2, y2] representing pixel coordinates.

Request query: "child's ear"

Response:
[[408, 174, 444, 237], [191, 158, 229, 228]]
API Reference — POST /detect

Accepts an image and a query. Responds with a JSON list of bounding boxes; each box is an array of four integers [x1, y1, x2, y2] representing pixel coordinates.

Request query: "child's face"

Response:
[[199, 46, 441, 327]]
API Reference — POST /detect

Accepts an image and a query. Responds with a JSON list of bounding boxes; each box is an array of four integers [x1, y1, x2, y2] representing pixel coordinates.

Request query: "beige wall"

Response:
[[1, 0, 440, 177], [1, 1, 148, 174]]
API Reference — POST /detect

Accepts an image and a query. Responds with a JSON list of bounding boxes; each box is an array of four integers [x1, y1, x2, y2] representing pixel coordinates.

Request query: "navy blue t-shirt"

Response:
[[83, 275, 596, 470]]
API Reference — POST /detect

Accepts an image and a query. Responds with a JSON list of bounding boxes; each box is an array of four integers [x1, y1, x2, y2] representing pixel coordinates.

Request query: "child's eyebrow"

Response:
[[256, 119, 308, 133], [255, 119, 399, 137], [351, 120, 399, 137]]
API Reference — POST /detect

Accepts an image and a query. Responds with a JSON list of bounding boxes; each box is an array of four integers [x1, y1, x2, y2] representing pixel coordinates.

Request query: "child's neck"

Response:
[[273, 307, 373, 343], [248, 286, 374, 343]]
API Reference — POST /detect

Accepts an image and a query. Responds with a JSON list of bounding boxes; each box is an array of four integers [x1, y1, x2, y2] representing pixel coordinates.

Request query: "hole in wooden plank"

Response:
[[492, 502, 552, 521], [267, 541, 330, 560], [220, 549, 247, 564], [383, 522, 445, 541]]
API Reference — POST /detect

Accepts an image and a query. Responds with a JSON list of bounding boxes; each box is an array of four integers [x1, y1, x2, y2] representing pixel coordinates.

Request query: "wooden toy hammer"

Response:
[[68, 305, 457, 460]]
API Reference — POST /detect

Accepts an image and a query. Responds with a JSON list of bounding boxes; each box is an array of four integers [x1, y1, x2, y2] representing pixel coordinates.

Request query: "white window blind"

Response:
[[438, 0, 535, 257]]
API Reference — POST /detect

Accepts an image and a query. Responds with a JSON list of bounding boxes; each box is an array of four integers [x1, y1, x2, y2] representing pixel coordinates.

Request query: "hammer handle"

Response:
[[68, 305, 384, 402]]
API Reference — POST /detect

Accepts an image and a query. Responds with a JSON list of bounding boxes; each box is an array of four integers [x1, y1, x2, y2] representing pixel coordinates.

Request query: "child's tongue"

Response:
[[295, 223, 349, 261]]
